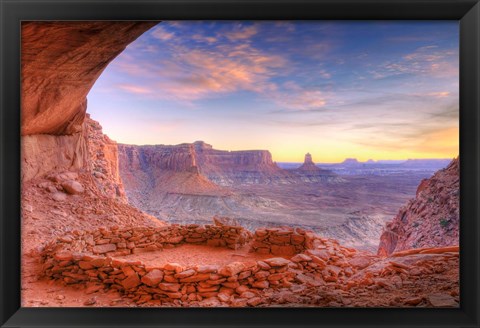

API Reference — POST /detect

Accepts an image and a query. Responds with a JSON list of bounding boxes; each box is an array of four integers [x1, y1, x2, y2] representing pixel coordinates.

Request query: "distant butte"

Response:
[[342, 158, 360, 165], [297, 153, 321, 171]]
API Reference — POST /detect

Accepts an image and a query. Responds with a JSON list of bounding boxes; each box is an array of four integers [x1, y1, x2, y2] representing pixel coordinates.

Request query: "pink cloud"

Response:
[[117, 84, 153, 95], [150, 43, 286, 101], [191, 34, 218, 44], [151, 26, 175, 41], [277, 90, 327, 110], [224, 25, 258, 41], [427, 91, 451, 98], [271, 82, 328, 110]]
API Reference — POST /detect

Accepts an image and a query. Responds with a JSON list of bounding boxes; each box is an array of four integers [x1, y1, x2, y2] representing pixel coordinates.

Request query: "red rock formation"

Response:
[[21, 132, 88, 182], [21, 22, 157, 182], [85, 115, 126, 201], [22, 21, 157, 136], [378, 157, 459, 256], [118, 141, 288, 188]]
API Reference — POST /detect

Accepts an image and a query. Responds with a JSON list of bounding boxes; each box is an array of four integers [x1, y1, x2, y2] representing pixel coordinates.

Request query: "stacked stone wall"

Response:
[[249, 227, 318, 256], [40, 224, 362, 306]]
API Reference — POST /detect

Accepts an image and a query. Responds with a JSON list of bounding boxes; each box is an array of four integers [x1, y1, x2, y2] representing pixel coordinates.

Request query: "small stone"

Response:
[[158, 283, 181, 292], [163, 263, 184, 273], [263, 257, 290, 267], [85, 284, 103, 295], [247, 297, 263, 306], [199, 297, 221, 307], [251, 280, 269, 289], [217, 293, 230, 302], [54, 251, 73, 261], [427, 293, 458, 307], [141, 269, 164, 287], [121, 273, 141, 289], [219, 262, 245, 277], [240, 291, 256, 299], [62, 180, 84, 194], [51, 192, 67, 202], [84, 297, 97, 306], [92, 243, 116, 254], [291, 253, 312, 262], [256, 261, 271, 270], [404, 297, 423, 306], [196, 265, 218, 274], [174, 269, 196, 279]]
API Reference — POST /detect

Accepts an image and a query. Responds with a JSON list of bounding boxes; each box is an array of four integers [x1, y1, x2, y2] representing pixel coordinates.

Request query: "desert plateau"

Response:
[[20, 21, 460, 308]]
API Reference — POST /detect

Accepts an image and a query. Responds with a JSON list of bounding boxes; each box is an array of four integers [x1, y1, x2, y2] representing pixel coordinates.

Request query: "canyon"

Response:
[[19, 21, 460, 308], [117, 139, 439, 251]]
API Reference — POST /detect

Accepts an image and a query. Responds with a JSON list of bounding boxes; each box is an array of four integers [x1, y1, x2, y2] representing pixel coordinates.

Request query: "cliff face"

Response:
[[377, 158, 459, 256], [119, 141, 291, 188], [85, 115, 126, 202], [192, 141, 291, 185]]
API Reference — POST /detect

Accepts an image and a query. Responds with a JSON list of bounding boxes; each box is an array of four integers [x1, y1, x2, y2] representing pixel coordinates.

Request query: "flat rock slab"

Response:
[[427, 293, 458, 307]]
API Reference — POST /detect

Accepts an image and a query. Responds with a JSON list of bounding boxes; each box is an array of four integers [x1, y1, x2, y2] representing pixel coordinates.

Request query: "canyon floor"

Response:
[[132, 172, 433, 251]]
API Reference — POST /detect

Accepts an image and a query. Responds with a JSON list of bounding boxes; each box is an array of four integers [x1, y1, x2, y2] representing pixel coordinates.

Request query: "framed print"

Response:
[[1, 0, 479, 327]]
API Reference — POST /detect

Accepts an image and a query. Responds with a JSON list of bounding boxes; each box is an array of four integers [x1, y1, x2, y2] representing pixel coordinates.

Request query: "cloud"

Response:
[[425, 91, 451, 98], [224, 25, 258, 41], [117, 84, 152, 95], [148, 43, 287, 101], [151, 26, 175, 41], [270, 82, 328, 110], [191, 34, 218, 44], [370, 45, 458, 80]]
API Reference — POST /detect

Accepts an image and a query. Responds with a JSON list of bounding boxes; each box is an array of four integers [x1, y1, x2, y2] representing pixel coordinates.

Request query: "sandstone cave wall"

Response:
[[21, 22, 157, 182]]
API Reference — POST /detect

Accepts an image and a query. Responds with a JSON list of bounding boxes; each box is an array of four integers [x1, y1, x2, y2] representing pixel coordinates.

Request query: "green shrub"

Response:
[[439, 218, 449, 228]]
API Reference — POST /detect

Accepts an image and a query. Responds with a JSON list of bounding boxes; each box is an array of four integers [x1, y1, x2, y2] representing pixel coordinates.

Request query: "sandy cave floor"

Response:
[[115, 244, 273, 268]]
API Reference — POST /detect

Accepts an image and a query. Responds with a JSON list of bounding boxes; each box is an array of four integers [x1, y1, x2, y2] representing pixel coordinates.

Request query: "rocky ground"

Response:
[[21, 171, 164, 256], [378, 158, 459, 255]]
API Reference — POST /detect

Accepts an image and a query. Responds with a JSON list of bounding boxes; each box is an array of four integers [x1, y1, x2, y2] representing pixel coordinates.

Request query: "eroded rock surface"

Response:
[[22, 21, 157, 136], [378, 158, 459, 256]]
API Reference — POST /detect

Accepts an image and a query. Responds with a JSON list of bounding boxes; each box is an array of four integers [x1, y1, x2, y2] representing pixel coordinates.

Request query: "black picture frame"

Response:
[[1, 0, 479, 327]]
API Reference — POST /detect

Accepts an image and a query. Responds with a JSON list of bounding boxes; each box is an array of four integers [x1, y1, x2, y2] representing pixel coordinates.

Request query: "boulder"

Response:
[[62, 180, 84, 194]]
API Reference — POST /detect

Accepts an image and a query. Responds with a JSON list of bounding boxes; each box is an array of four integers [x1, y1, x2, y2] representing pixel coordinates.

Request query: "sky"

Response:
[[87, 21, 459, 163]]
